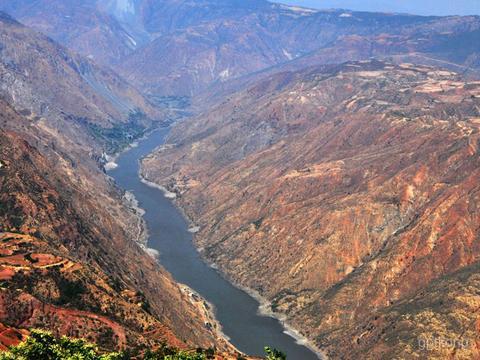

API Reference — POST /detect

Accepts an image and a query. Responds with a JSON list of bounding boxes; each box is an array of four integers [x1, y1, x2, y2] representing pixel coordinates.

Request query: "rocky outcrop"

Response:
[[142, 61, 480, 358]]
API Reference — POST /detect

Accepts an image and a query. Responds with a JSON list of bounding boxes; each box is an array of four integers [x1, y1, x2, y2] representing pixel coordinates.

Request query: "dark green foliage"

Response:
[[204, 348, 215, 359], [56, 277, 86, 305], [0, 331, 288, 359], [253, 218, 263, 230], [0, 196, 25, 231], [0, 330, 122, 360], [142, 343, 207, 359], [140, 299, 152, 314], [24, 253, 39, 264]]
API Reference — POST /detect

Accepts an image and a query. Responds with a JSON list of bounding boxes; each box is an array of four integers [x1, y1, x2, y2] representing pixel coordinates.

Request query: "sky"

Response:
[[276, 0, 480, 16]]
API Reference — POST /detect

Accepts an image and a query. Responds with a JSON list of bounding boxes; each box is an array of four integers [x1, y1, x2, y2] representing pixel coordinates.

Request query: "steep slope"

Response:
[[0, 0, 143, 66], [141, 60, 480, 358], [0, 98, 228, 353]]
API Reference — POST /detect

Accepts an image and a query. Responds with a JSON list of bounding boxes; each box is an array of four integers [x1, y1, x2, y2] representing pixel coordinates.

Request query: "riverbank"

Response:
[[232, 283, 326, 360], [104, 128, 165, 248]]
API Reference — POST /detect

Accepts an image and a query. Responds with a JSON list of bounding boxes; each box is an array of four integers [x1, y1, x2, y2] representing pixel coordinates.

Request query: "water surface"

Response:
[[108, 128, 320, 360]]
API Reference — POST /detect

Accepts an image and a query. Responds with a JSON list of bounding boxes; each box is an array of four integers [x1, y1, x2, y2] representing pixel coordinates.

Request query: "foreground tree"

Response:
[[0, 330, 288, 359], [0, 330, 122, 360]]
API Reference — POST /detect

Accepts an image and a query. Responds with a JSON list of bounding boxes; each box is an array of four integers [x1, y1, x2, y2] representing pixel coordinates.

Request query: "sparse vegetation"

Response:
[[142, 344, 208, 360], [264, 347, 286, 360]]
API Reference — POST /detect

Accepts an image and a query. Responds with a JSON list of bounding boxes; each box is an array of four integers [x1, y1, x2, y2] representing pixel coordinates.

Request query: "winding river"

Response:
[[108, 127, 320, 360]]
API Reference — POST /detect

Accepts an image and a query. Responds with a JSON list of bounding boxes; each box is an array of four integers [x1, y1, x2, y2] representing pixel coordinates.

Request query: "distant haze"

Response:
[[275, 0, 480, 16]]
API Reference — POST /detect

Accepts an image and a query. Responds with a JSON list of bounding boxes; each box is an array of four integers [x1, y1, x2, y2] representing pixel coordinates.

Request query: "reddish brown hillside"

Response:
[[142, 60, 480, 359]]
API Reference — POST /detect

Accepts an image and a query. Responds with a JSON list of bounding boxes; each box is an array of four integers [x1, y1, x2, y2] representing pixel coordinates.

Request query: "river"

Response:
[[108, 127, 321, 360]]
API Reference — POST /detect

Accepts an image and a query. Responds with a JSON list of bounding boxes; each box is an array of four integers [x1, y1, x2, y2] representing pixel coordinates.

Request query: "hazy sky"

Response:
[[276, 0, 480, 16]]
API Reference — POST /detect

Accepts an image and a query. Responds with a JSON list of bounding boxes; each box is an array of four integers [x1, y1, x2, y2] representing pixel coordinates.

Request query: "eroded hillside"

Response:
[[0, 11, 165, 154], [142, 60, 480, 358]]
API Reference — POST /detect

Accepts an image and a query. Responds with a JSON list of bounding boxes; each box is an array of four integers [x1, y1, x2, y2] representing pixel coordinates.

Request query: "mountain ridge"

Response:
[[0, 13, 234, 356], [1, 1, 478, 97]]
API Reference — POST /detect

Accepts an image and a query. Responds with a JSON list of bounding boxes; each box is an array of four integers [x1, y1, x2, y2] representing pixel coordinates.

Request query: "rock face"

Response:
[[0, 1, 479, 97], [142, 60, 480, 358]]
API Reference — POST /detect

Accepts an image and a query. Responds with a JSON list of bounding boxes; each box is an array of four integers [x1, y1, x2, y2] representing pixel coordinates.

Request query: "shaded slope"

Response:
[[0, 11, 163, 154]]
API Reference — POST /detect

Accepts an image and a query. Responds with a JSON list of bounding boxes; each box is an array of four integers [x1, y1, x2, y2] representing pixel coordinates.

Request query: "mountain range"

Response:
[[1, 0, 479, 97]]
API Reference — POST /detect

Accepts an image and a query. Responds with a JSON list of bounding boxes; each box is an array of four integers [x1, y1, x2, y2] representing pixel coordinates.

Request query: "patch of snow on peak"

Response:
[[219, 68, 231, 81], [123, 31, 137, 48], [340, 13, 353, 17]]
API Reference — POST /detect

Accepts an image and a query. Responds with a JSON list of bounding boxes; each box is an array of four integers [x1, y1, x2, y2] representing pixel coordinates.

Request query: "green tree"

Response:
[[0, 330, 287, 360], [0, 330, 122, 360], [143, 344, 206, 360]]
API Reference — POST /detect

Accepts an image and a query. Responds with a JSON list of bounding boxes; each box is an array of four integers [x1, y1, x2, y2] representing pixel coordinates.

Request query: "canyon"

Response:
[[0, 0, 479, 359]]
